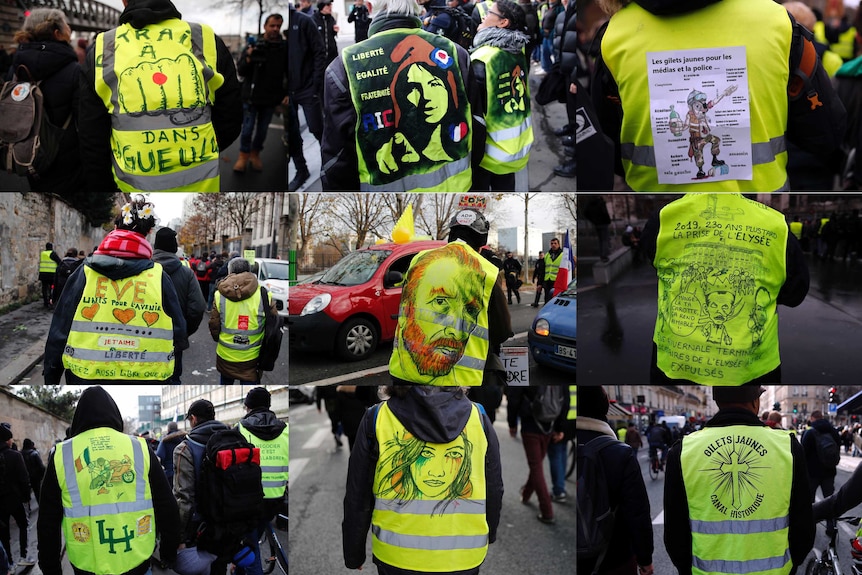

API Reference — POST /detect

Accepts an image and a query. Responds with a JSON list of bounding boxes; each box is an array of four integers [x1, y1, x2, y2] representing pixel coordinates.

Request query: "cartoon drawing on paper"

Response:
[[669, 85, 737, 180]]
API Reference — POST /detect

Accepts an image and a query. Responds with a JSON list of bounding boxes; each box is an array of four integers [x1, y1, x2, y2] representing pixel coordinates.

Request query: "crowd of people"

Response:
[[1, 0, 579, 193], [576, 0, 862, 191], [577, 385, 862, 575], [40, 195, 282, 386], [0, 386, 289, 575]]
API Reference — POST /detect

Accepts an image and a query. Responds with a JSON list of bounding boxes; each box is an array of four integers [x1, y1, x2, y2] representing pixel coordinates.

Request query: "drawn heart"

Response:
[[112, 308, 136, 325], [81, 303, 99, 320], [142, 312, 159, 327]]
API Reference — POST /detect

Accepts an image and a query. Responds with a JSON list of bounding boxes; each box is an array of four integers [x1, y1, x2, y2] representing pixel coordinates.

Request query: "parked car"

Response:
[[528, 280, 576, 377], [287, 240, 446, 361], [288, 384, 316, 404], [253, 258, 291, 317]]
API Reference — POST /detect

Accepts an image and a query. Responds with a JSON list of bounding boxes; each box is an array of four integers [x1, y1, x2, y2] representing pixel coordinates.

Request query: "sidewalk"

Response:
[[6, 494, 72, 575], [0, 301, 53, 387], [839, 448, 862, 474]]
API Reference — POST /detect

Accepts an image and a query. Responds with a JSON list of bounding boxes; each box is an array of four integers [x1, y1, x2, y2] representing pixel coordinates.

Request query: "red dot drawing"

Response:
[[152, 72, 168, 85]]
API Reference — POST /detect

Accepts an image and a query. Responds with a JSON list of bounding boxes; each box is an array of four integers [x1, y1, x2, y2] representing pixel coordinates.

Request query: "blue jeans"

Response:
[[236, 520, 267, 575], [219, 374, 259, 385], [208, 282, 217, 310], [541, 37, 554, 72], [547, 439, 567, 497], [239, 103, 275, 153]]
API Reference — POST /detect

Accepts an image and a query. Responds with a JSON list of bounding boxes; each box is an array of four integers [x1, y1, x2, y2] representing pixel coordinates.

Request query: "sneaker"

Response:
[[288, 167, 311, 192], [19, 557, 36, 566], [553, 124, 573, 137], [536, 513, 556, 525], [552, 492, 568, 503], [561, 135, 574, 147], [519, 485, 530, 505], [334, 434, 343, 448]]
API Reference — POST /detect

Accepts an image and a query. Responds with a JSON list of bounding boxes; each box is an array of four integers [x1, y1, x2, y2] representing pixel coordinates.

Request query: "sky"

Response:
[[14, 385, 160, 424], [102, 0, 279, 37]]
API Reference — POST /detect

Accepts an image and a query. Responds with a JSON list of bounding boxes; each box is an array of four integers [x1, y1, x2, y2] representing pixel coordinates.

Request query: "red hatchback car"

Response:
[[287, 240, 446, 361]]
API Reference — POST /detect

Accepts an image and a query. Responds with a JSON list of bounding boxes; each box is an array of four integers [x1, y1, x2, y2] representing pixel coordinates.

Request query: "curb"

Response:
[[0, 339, 45, 387]]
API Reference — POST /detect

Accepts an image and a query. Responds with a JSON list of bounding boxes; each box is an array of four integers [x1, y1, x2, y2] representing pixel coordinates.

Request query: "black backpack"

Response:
[[435, 7, 478, 50], [577, 436, 619, 575], [257, 287, 284, 372], [196, 429, 264, 554], [196, 260, 208, 273], [530, 385, 565, 425], [812, 427, 840, 468], [56, 259, 79, 287], [0, 64, 71, 179]]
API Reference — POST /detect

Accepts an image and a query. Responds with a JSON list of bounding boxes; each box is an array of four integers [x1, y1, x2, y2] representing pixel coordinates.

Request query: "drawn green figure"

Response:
[[700, 290, 742, 346], [748, 287, 770, 347], [377, 430, 474, 515]]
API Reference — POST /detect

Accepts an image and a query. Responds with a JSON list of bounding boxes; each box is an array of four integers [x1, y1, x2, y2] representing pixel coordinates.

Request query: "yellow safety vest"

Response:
[[475, 2, 489, 23], [543, 251, 562, 282], [64, 263, 175, 381], [617, 427, 627, 442], [601, 0, 791, 191], [372, 401, 488, 571], [681, 425, 794, 575], [215, 287, 265, 363], [238, 422, 289, 499], [389, 241, 498, 386], [180, 259, 190, 268], [93, 19, 224, 193], [568, 386, 576, 420], [653, 194, 788, 385], [814, 21, 857, 61], [789, 221, 802, 239], [40, 250, 57, 274], [819, 217, 830, 235], [55, 428, 155, 574], [471, 45, 533, 174]]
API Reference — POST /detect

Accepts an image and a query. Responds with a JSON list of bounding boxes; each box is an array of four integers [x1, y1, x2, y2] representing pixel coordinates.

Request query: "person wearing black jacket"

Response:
[[577, 386, 653, 575], [530, 250, 545, 307], [348, 0, 372, 41], [801, 411, 841, 534], [550, 0, 577, 178], [664, 386, 814, 575], [77, 0, 242, 194], [506, 385, 567, 524], [6, 9, 84, 194], [286, 3, 326, 191], [0, 424, 32, 567], [20, 439, 45, 505], [343, 385, 503, 574], [314, 1, 340, 66], [37, 386, 181, 575]]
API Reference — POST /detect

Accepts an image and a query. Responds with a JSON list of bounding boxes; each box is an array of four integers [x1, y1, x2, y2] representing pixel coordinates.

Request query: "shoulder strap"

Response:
[[788, 14, 823, 111]]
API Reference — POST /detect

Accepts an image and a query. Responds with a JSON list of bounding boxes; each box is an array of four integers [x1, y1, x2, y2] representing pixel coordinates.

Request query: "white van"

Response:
[[253, 258, 291, 317]]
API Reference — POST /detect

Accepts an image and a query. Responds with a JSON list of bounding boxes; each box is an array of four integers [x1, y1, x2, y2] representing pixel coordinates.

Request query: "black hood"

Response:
[[635, 0, 721, 15], [811, 418, 836, 434], [11, 41, 77, 81], [152, 249, 182, 275], [86, 255, 154, 280], [69, 386, 124, 437], [120, 0, 182, 28], [387, 387, 474, 444], [240, 409, 287, 441], [188, 419, 230, 445]]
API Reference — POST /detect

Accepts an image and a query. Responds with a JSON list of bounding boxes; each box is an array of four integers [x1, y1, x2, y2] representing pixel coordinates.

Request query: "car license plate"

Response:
[[555, 345, 576, 359]]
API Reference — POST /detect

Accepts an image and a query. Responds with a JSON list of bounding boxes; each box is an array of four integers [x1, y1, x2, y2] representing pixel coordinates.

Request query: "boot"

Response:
[[288, 165, 311, 191], [249, 150, 264, 171], [233, 151, 249, 172]]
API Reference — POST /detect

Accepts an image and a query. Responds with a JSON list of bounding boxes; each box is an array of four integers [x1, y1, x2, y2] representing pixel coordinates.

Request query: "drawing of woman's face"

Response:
[[410, 434, 466, 498], [405, 63, 450, 124]]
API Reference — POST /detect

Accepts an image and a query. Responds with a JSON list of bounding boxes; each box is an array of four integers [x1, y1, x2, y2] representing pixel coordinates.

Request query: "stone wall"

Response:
[[0, 193, 109, 308], [0, 387, 70, 463]]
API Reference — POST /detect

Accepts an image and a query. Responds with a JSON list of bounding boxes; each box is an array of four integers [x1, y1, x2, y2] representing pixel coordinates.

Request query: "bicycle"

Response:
[[259, 513, 289, 575], [805, 516, 861, 575]]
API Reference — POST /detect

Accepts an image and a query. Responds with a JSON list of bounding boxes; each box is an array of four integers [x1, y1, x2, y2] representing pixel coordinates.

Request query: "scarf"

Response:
[[577, 417, 617, 438], [95, 229, 153, 259]]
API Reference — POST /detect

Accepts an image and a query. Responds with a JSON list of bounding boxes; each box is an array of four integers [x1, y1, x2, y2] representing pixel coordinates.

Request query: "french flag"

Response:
[[553, 229, 575, 294], [450, 122, 468, 142]]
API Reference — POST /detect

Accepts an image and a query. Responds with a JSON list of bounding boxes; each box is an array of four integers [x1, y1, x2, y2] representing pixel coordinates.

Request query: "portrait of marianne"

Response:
[[377, 428, 475, 515], [382, 34, 469, 172]]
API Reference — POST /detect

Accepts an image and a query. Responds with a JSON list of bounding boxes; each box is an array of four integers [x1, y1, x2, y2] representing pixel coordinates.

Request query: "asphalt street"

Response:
[[288, 397, 575, 575], [635, 442, 862, 575], [577, 253, 862, 384]]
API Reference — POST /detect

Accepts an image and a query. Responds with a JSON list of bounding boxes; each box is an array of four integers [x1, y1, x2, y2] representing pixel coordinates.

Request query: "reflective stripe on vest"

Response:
[[476, 2, 489, 21], [568, 386, 576, 420], [681, 426, 794, 575], [238, 423, 289, 499], [389, 241, 498, 385], [602, 0, 791, 191], [94, 20, 223, 193], [215, 287, 265, 362], [543, 251, 561, 281], [471, 45, 533, 174], [40, 250, 57, 273], [653, 194, 788, 385], [56, 429, 155, 574], [63, 263, 175, 381], [372, 401, 488, 571], [341, 28, 472, 192]]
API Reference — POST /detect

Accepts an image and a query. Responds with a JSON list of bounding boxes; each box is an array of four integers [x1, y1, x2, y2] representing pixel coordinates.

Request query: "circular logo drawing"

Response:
[[71, 522, 91, 543], [11, 83, 31, 102], [455, 210, 477, 226], [669, 292, 700, 336]]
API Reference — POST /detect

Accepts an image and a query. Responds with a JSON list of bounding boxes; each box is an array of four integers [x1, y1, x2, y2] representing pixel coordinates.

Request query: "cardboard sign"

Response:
[[501, 347, 529, 386], [458, 194, 487, 210], [243, 249, 255, 266]]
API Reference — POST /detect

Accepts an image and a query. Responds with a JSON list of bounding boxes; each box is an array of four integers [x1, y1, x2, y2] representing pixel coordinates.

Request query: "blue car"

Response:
[[528, 281, 576, 377]]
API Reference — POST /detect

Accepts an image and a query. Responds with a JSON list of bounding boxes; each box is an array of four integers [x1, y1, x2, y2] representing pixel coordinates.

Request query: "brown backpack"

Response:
[[0, 65, 70, 179]]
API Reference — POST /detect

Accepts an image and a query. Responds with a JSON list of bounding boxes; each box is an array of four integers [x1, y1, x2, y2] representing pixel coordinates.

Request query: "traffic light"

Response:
[[793, 404, 798, 414], [829, 387, 836, 403]]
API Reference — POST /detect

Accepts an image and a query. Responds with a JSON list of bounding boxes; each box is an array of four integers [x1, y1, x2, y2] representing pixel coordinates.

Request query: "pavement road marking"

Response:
[[302, 427, 331, 450], [653, 510, 664, 525], [290, 457, 309, 484]]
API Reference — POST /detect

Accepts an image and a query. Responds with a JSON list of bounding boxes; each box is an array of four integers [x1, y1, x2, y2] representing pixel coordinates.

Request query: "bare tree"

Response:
[[330, 194, 389, 249], [414, 194, 463, 239], [191, 193, 224, 253], [212, 0, 276, 36], [221, 192, 263, 236], [559, 193, 577, 229], [294, 193, 336, 264]]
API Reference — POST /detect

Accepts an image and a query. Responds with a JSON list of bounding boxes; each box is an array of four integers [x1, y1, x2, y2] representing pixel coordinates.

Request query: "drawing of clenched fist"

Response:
[[118, 54, 206, 124], [376, 132, 420, 174]]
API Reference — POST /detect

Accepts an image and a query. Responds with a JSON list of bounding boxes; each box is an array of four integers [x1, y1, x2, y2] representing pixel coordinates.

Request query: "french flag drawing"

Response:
[[450, 122, 468, 142]]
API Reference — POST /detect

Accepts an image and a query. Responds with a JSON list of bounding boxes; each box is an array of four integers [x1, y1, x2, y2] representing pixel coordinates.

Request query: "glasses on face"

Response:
[[486, 9, 504, 19]]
